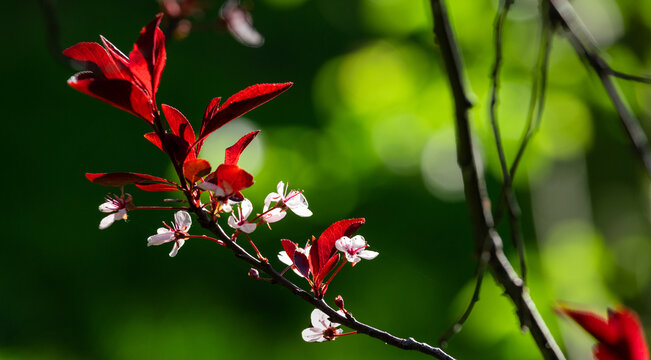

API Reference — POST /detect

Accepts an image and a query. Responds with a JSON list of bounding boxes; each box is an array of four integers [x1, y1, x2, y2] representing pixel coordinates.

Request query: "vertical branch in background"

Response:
[[37, 0, 73, 69], [487, 0, 527, 283], [429, 0, 566, 359], [547, 0, 651, 177]]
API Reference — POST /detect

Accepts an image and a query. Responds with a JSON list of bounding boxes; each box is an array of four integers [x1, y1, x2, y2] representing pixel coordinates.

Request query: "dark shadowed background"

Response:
[[2, 0, 650, 359]]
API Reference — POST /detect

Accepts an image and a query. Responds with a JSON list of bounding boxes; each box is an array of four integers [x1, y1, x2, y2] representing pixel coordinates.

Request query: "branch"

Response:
[[487, 0, 527, 282], [189, 207, 456, 360], [547, 0, 651, 177], [429, 0, 566, 358]]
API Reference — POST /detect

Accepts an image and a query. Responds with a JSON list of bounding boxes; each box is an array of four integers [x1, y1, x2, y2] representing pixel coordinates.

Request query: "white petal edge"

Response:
[[147, 231, 174, 246], [99, 213, 116, 230], [169, 239, 185, 257], [301, 328, 325, 342], [174, 211, 192, 230]]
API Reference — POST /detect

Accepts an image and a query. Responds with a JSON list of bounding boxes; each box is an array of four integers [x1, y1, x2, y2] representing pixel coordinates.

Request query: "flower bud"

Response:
[[334, 295, 345, 311], [248, 268, 260, 279]]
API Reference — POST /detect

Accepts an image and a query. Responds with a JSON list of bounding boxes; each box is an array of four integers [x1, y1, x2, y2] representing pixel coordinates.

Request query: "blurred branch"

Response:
[[547, 0, 651, 176], [429, 0, 566, 358], [487, 0, 527, 283], [37, 0, 75, 69]]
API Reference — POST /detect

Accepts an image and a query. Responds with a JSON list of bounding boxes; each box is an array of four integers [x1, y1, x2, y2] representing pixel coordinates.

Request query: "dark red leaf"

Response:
[[310, 218, 365, 277], [86, 172, 171, 186], [135, 183, 179, 192], [225, 130, 260, 165], [293, 251, 311, 279], [183, 158, 211, 183], [609, 308, 649, 360], [197, 83, 292, 143]]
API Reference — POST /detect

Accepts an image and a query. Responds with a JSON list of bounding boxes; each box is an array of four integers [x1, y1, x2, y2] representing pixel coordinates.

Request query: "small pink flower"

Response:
[[227, 199, 256, 233], [264, 181, 312, 218], [335, 235, 378, 265], [98, 193, 134, 230], [147, 211, 192, 257], [302, 308, 344, 342], [261, 207, 286, 224]]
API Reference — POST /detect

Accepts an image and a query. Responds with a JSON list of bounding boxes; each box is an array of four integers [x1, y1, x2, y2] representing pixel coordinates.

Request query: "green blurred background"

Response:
[[3, 0, 651, 359]]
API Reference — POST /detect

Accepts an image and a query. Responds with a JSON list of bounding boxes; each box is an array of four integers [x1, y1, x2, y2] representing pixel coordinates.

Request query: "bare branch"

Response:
[[429, 0, 566, 358], [547, 0, 651, 177]]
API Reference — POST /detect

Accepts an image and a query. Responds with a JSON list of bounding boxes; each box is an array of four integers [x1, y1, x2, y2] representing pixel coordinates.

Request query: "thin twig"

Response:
[[438, 234, 491, 347], [547, 0, 651, 177], [487, 0, 527, 283], [430, 0, 566, 359], [37, 0, 75, 69]]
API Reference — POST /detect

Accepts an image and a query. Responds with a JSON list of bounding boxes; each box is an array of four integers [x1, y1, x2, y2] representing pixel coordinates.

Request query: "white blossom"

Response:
[[264, 181, 312, 217], [301, 308, 344, 342], [335, 235, 379, 265], [227, 199, 256, 233], [98, 194, 132, 230], [147, 211, 192, 257]]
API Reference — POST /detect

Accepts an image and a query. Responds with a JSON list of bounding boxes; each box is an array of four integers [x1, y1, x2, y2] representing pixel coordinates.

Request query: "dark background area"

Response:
[[1, 0, 650, 359]]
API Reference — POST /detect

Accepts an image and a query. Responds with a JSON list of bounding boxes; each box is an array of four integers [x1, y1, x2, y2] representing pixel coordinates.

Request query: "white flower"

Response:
[[227, 199, 256, 233], [261, 207, 286, 224], [147, 211, 192, 257], [301, 308, 344, 342], [98, 193, 133, 230], [335, 235, 379, 265], [264, 181, 312, 217]]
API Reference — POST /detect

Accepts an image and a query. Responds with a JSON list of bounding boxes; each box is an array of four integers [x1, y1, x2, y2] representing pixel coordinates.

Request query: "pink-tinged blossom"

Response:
[[98, 193, 134, 229], [302, 308, 344, 342], [227, 199, 256, 233], [261, 207, 286, 224], [264, 181, 312, 217], [147, 211, 192, 257], [335, 235, 378, 265]]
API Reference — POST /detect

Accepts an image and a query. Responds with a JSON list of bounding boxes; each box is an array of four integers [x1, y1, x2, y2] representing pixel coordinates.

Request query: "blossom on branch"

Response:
[[98, 193, 134, 229], [302, 308, 344, 342], [264, 181, 312, 217], [335, 235, 378, 265], [147, 211, 192, 257], [228, 199, 256, 233], [557, 305, 649, 360]]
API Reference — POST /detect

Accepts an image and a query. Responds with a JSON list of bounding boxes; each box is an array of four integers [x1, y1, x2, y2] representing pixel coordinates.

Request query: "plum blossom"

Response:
[[264, 181, 312, 217], [261, 207, 286, 224], [147, 211, 192, 257], [335, 235, 379, 265], [228, 199, 256, 233], [98, 193, 134, 229], [302, 308, 344, 342]]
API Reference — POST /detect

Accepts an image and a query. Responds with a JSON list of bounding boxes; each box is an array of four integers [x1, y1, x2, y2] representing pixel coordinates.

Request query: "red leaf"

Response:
[[144, 132, 164, 151], [135, 183, 179, 192], [86, 172, 171, 186], [280, 239, 297, 264], [215, 164, 254, 194], [197, 83, 292, 143], [67, 75, 154, 123], [225, 130, 260, 165], [310, 218, 365, 277], [610, 308, 649, 360], [63, 42, 129, 80], [183, 158, 211, 183], [293, 252, 311, 279], [315, 253, 340, 288], [128, 13, 166, 96], [162, 104, 195, 146], [558, 306, 617, 345]]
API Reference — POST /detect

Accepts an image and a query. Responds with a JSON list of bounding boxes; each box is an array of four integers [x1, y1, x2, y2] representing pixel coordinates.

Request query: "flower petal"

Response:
[[99, 213, 117, 229], [169, 239, 185, 257], [301, 327, 325, 343], [147, 231, 174, 246], [358, 250, 379, 260]]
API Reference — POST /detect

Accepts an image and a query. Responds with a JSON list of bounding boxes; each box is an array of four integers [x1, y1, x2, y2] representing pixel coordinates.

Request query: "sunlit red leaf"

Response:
[[63, 42, 129, 80], [144, 132, 163, 151], [86, 172, 171, 186], [162, 104, 195, 146], [215, 164, 254, 194], [315, 253, 340, 287], [128, 13, 166, 96], [559, 306, 617, 344], [281, 239, 297, 263], [225, 130, 259, 165], [197, 83, 292, 143], [183, 158, 211, 183]]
